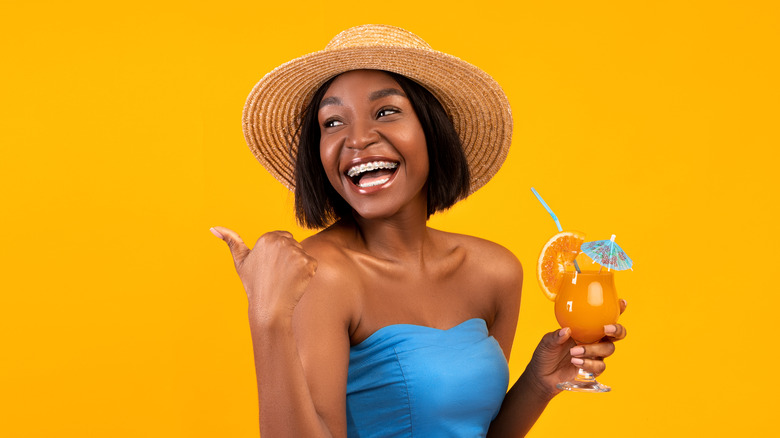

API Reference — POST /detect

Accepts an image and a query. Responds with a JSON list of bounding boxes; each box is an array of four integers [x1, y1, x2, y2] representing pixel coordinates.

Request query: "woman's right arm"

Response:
[[211, 227, 352, 437]]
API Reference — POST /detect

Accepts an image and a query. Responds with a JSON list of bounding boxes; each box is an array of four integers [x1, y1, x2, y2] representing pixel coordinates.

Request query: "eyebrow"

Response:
[[319, 88, 407, 109], [319, 96, 342, 109], [369, 88, 406, 101]]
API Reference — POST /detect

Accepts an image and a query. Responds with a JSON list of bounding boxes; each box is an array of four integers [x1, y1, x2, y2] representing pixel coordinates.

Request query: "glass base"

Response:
[[557, 369, 611, 393]]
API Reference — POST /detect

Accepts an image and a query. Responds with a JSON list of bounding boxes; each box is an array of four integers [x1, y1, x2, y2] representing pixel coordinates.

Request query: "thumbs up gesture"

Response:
[[210, 227, 318, 321]]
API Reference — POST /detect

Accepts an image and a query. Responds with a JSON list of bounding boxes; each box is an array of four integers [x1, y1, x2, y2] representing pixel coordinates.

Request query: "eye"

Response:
[[377, 107, 400, 118], [323, 118, 343, 128]]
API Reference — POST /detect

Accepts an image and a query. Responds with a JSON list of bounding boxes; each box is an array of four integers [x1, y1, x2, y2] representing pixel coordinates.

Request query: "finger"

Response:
[[288, 241, 317, 264], [302, 252, 319, 276], [604, 323, 627, 341], [541, 327, 572, 348], [536, 328, 574, 356], [570, 341, 615, 359], [555, 327, 572, 346], [210, 226, 251, 266], [284, 234, 304, 249], [619, 298, 627, 315], [571, 357, 607, 376], [265, 230, 303, 249], [273, 230, 295, 240]]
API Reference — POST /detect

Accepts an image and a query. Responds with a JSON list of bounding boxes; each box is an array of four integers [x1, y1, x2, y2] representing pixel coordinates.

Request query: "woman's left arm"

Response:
[[483, 247, 550, 437], [488, 294, 628, 437]]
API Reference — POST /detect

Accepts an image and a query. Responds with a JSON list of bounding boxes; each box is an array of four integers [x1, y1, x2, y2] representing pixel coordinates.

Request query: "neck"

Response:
[[349, 202, 432, 265]]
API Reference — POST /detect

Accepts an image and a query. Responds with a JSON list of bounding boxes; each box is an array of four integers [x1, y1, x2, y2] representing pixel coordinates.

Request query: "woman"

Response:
[[211, 25, 626, 437]]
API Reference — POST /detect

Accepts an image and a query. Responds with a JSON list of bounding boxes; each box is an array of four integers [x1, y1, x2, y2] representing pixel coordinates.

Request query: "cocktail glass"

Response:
[[554, 270, 620, 392]]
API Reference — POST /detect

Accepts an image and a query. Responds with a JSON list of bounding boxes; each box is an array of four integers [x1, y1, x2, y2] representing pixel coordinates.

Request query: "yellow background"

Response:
[[2, 0, 778, 436]]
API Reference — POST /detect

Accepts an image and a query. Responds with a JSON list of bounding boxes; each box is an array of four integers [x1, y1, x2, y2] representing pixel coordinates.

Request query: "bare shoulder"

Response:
[[433, 229, 522, 352], [295, 227, 362, 334], [301, 229, 354, 275], [438, 230, 523, 288]]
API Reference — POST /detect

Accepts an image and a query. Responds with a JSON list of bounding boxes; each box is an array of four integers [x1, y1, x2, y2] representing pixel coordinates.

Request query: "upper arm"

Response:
[[292, 244, 356, 437], [484, 244, 523, 361]]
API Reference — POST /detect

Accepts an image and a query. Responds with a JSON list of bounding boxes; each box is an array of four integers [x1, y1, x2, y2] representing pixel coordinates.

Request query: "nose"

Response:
[[345, 118, 379, 150]]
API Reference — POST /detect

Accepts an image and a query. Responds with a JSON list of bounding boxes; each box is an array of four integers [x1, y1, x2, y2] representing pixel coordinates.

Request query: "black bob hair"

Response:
[[293, 71, 470, 229]]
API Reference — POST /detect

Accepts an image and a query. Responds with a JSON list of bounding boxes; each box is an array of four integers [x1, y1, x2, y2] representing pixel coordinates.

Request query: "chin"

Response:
[[350, 204, 401, 221], [349, 194, 428, 222]]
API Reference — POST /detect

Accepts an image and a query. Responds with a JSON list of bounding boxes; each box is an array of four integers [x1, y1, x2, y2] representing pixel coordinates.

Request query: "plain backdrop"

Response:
[[2, 1, 778, 436]]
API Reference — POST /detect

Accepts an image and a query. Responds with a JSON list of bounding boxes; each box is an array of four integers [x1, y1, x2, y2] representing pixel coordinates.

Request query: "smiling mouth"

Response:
[[346, 161, 399, 188]]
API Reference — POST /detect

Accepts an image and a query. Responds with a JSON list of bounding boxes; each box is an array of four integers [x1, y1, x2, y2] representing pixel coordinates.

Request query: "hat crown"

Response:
[[325, 24, 432, 51]]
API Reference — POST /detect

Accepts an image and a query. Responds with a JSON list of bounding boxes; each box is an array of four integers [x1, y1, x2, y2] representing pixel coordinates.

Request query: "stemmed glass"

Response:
[[554, 270, 620, 392]]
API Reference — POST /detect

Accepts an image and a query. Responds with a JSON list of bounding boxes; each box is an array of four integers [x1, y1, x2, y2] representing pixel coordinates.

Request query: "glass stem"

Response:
[[574, 368, 596, 383]]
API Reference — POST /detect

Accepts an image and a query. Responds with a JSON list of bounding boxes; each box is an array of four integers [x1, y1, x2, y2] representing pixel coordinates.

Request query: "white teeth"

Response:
[[346, 161, 398, 178], [358, 177, 390, 188]]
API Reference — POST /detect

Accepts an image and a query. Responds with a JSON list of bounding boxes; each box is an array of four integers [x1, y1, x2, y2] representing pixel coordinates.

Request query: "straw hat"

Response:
[[242, 24, 512, 195]]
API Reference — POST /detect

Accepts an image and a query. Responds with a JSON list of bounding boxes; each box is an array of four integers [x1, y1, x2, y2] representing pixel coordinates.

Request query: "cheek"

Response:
[[406, 128, 430, 181], [319, 140, 343, 189], [418, 156, 430, 186]]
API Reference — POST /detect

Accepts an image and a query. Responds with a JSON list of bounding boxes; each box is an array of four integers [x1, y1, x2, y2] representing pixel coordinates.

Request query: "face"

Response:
[[318, 70, 429, 221]]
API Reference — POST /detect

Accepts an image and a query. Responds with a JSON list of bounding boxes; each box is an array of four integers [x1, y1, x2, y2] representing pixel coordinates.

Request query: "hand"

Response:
[[525, 299, 628, 398], [210, 227, 318, 321]]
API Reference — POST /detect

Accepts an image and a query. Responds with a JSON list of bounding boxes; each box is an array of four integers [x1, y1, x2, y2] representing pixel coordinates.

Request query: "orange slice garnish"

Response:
[[537, 231, 586, 301]]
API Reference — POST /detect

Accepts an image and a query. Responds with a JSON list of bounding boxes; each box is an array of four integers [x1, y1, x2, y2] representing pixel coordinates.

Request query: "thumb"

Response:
[[544, 327, 572, 348], [210, 226, 251, 267]]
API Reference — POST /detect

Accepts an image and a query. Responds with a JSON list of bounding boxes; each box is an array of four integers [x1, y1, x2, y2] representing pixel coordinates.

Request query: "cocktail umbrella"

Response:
[[581, 234, 633, 272]]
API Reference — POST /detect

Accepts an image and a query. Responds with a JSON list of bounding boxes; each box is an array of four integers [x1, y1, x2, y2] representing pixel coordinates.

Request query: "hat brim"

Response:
[[242, 45, 512, 195]]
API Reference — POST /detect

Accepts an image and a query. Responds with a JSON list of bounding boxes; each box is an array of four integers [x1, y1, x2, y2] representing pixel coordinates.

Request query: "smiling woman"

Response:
[[317, 70, 432, 228], [211, 24, 628, 437], [296, 70, 469, 228]]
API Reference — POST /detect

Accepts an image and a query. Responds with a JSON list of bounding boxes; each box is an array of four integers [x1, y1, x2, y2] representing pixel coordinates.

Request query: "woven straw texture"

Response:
[[242, 24, 513, 195]]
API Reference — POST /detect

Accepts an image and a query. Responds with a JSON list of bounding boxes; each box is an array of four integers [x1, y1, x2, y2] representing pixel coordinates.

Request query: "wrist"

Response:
[[248, 302, 294, 331], [246, 288, 301, 320], [519, 368, 559, 403]]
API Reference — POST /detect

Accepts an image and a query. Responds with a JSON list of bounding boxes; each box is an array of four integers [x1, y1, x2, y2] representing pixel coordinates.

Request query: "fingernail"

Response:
[[620, 299, 627, 307], [558, 328, 570, 337], [571, 357, 584, 366], [210, 227, 224, 239], [570, 346, 585, 356], [604, 324, 617, 335]]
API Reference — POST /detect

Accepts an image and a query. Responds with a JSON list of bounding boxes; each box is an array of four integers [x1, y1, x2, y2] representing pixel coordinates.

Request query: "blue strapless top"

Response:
[[346, 318, 509, 437]]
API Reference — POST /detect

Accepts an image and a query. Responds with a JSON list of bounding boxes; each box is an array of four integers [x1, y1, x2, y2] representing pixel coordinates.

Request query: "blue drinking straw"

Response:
[[531, 187, 562, 232], [531, 187, 582, 273]]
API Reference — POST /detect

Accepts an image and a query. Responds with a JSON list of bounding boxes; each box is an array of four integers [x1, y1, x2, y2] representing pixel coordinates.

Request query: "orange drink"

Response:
[[532, 184, 633, 392], [537, 230, 625, 391], [554, 271, 619, 344]]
